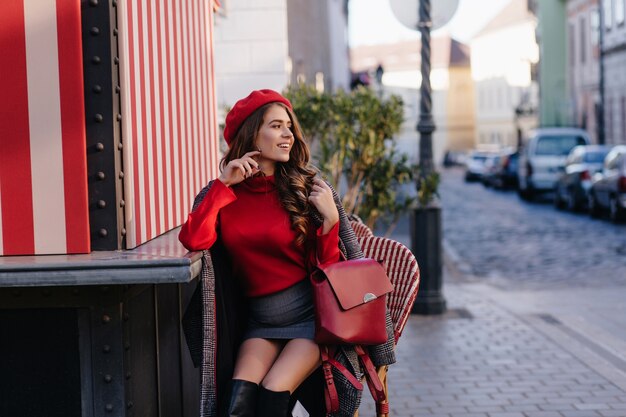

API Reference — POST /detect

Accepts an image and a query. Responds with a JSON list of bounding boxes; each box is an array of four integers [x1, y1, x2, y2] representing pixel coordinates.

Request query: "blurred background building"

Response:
[[351, 36, 475, 165], [209, 0, 626, 155], [212, 0, 350, 113], [566, 0, 601, 144], [602, 0, 626, 144], [470, 0, 539, 149]]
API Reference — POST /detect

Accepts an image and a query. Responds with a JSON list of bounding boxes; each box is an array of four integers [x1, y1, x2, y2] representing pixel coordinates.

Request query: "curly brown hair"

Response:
[[221, 103, 318, 248]]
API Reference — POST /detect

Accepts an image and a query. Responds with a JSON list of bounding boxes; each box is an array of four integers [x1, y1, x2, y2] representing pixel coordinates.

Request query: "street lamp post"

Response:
[[410, 0, 447, 315]]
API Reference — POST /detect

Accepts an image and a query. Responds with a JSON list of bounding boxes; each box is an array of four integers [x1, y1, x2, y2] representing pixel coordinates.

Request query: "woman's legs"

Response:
[[227, 337, 321, 417], [232, 338, 284, 383], [223, 338, 283, 417], [257, 338, 321, 417], [261, 338, 321, 393]]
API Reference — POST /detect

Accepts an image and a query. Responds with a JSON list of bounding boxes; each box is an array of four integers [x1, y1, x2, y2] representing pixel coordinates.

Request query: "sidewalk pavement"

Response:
[[357, 231, 626, 417]]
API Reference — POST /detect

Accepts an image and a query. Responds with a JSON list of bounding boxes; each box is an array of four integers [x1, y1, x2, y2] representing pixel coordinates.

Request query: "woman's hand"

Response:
[[309, 178, 339, 233], [218, 151, 260, 187]]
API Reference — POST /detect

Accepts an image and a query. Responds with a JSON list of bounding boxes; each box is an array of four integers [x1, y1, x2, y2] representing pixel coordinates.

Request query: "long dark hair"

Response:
[[221, 103, 318, 247]]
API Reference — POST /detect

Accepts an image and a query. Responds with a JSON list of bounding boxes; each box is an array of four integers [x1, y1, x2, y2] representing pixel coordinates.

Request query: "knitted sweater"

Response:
[[179, 175, 339, 296]]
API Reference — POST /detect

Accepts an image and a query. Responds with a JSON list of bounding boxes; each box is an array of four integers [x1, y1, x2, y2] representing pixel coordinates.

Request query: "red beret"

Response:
[[223, 89, 293, 146]]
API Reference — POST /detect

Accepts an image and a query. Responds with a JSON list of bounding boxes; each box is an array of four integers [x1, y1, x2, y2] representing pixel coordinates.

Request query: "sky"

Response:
[[349, 0, 512, 46]]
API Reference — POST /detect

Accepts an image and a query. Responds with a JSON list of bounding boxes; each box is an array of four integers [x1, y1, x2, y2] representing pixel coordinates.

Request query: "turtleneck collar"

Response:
[[240, 174, 276, 193]]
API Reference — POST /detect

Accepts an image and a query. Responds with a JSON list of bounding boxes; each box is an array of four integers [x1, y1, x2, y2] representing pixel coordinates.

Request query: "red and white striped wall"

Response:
[[0, 0, 90, 256], [117, 0, 221, 249]]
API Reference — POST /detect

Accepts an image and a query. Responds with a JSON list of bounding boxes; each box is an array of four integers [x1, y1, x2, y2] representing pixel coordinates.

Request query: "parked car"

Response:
[[517, 128, 591, 200], [464, 151, 493, 182], [443, 150, 468, 167], [554, 145, 611, 211], [481, 154, 502, 187], [490, 149, 519, 190], [588, 145, 626, 222]]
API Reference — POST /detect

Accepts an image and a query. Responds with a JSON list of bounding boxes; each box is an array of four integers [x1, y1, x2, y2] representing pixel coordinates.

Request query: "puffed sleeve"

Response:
[[178, 179, 237, 251]]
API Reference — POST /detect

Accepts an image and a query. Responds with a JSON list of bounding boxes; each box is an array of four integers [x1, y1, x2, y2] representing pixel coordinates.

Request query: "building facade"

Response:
[[212, 0, 350, 117], [287, 0, 350, 91], [471, 0, 539, 149], [212, 0, 290, 113], [351, 36, 476, 166], [567, 0, 601, 143], [536, 0, 571, 127], [602, 0, 626, 144]]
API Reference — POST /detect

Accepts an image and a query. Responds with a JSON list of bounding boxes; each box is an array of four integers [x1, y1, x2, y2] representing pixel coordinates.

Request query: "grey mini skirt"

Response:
[[244, 278, 315, 340]]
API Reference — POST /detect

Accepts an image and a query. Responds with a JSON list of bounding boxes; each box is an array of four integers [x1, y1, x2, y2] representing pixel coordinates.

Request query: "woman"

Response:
[[179, 89, 395, 417]]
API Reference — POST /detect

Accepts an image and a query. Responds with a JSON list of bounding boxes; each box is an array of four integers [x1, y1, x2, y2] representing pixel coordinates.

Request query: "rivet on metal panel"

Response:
[[90, 27, 100, 36], [92, 56, 101, 65], [89, 0, 98, 6], [113, 28, 118, 36], [121, 228, 127, 236], [98, 200, 107, 209], [127, 401, 133, 409], [115, 85, 120, 94], [118, 171, 124, 179], [117, 142, 123, 150], [92, 85, 102, 93], [120, 200, 125, 207], [113, 0, 118, 7], [97, 171, 106, 180], [103, 344, 111, 353], [102, 315, 111, 324], [114, 57, 119, 65], [104, 374, 112, 383], [96, 142, 105, 151], [116, 113, 122, 121], [94, 114, 103, 123], [99, 228, 108, 237], [105, 404, 113, 412]]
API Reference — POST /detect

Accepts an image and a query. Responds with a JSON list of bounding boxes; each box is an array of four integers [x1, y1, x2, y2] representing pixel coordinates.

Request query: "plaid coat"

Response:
[[182, 179, 396, 417]]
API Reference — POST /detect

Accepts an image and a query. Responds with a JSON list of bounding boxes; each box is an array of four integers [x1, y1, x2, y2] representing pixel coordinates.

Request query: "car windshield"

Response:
[[535, 136, 587, 156], [583, 151, 608, 163]]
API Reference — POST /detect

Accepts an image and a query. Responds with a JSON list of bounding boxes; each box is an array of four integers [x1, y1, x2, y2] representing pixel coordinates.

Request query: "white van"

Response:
[[517, 128, 591, 200]]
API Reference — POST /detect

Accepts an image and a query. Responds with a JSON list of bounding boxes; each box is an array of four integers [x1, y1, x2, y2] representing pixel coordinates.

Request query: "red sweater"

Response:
[[178, 176, 340, 296]]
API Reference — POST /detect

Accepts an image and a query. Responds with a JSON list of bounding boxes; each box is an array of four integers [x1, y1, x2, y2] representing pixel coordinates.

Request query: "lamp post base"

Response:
[[410, 205, 447, 315]]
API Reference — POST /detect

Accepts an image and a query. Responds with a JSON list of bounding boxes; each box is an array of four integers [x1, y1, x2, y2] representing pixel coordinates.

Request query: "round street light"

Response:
[[389, 0, 459, 315]]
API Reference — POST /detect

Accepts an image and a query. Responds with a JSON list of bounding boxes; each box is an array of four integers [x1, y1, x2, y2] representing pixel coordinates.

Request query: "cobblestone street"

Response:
[[440, 168, 626, 290], [360, 167, 626, 417]]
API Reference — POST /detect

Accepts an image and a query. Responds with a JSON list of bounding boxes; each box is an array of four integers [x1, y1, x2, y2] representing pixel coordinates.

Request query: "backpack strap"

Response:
[[355, 345, 389, 415], [320, 345, 389, 415]]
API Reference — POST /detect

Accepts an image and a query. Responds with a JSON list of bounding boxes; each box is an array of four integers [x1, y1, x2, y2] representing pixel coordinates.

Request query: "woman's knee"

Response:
[[232, 338, 283, 383], [260, 339, 321, 393]]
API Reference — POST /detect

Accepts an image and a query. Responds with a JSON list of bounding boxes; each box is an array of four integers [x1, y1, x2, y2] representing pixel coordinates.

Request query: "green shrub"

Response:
[[285, 85, 416, 235]]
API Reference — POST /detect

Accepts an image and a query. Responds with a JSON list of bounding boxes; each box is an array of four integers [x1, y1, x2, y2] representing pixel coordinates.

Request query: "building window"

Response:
[[604, 0, 613, 30], [622, 97, 626, 143], [580, 17, 586, 64], [591, 8, 600, 47], [616, 0, 625, 25], [569, 23, 576, 66], [608, 97, 613, 143]]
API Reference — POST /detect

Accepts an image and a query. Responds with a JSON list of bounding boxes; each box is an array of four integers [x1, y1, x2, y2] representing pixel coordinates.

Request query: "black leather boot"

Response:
[[221, 379, 258, 417], [256, 385, 291, 417]]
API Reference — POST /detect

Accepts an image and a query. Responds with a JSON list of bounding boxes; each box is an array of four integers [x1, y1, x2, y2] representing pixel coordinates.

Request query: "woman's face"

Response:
[[255, 105, 294, 175]]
